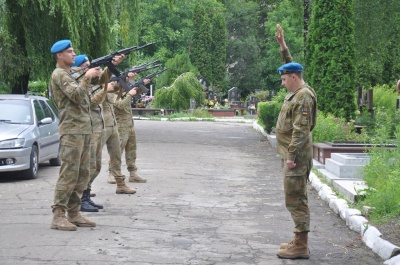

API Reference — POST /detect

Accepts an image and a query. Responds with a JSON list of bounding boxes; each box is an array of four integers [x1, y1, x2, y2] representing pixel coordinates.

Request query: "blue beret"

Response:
[[72, 54, 89, 67], [277, 62, 304, 75], [50, 40, 71, 53]]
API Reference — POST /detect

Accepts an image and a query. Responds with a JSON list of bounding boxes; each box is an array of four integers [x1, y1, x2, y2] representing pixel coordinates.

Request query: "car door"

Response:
[[36, 99, 59, 161]]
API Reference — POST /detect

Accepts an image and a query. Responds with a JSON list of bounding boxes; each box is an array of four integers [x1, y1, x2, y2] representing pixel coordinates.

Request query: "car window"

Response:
[[39, 100, 55, 121], [0, 99, 33, 124], [47, 98, 59, 117], [33, 100, 45, 122]]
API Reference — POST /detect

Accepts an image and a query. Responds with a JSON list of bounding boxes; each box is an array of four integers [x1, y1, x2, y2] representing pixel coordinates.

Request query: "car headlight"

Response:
[[0, 138, 26, 149]]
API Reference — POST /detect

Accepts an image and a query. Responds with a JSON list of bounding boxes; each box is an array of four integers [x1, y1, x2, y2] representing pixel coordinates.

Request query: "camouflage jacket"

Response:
[[71, 67, 112, 133], [275, 48, 317, 162], [49, 65, 92, 135], [102, 93, 117, 127], [114, 94, 134, 128]]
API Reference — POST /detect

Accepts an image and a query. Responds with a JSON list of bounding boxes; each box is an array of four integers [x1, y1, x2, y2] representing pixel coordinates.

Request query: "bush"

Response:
[[257, 89, 286, 133], [362, 133, 400, 221], [28, 80, 47, 95], [312, 112, 366, 143]]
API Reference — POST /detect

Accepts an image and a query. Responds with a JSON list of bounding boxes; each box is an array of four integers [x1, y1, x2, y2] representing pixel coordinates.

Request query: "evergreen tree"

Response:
[[306, 0, 356, 120], [190, 3, 207, 71], [211, 11, 227, 95], [192, 11, 212, 83]]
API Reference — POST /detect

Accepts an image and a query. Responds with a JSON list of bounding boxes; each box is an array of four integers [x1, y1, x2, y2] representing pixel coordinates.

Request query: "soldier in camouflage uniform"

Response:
[[102, 81, 136, 194], [274, 24, 317, 259], [113, 78, 150, 184], [49, 40, 103, 231], [70, 54, 115, 212]]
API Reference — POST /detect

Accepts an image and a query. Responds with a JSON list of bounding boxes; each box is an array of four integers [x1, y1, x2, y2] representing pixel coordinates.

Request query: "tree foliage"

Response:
[[306, 0, 356, 120], [153, 72, 205, 112]]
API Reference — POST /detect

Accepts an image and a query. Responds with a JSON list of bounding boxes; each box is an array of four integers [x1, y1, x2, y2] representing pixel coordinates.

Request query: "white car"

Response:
[[0, 94, 60, 179]]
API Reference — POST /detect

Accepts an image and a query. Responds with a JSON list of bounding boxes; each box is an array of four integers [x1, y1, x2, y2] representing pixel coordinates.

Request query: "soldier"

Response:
[[113, 78, 150, 184], [274, 24, 317, 259], [102, 81, 137, 194], [49, 40, 103, 231], [70, 54, 119, 212]]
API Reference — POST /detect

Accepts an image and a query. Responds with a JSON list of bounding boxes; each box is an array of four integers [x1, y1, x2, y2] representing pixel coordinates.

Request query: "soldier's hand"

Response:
[[275, 24, 285, 44], [128, 87, 138, 96], [286, 159, 296, 169], [85, 67, 102, 78], [112, 54, 125, 66], [143, 78, 151, 85]]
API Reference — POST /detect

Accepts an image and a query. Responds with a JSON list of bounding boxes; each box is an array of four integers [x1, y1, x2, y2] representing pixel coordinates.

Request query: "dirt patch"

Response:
[[372, 216, 400, 247]]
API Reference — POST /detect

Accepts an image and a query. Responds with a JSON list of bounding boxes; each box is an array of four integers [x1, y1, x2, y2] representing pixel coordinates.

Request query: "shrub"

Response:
[[362, 133, 400, 220], [312, 112, 366, 143], [257, 89, 286, 133]]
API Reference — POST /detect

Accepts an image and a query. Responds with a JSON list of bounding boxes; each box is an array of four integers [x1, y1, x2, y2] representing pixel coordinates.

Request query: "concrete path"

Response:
[[0, 120, 383, 264]]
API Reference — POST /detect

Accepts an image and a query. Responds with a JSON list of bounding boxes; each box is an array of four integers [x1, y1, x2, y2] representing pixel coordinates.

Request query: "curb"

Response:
[[252, 121, 400, 264]]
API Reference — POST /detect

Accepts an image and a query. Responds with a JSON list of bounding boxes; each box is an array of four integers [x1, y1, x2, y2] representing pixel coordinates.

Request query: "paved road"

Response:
[[0, 120, 382, 264]]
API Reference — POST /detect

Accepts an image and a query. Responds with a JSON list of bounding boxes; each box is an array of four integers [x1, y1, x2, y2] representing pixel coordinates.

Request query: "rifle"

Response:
[[109, 60, 161, 83], [121, 68, 168, 97], [72, 42, 155, 91]]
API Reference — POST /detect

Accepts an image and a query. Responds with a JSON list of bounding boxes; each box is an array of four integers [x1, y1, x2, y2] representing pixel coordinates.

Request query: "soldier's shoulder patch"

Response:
[[301, 108, 308, 116]]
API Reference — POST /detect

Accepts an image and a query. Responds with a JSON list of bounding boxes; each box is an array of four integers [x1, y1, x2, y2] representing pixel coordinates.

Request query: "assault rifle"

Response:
[[122, 68, 168, 97], [109, 60, 161, 83], [72, 42, 155, 91]]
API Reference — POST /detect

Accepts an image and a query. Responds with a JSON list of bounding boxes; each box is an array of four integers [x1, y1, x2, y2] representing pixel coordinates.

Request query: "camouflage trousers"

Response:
[[118, 126, 138, 173], [282, 158, 311, 233], [52, 134, 91, 212], [102, 126, 123, 177], [87, 131, 103, 189]]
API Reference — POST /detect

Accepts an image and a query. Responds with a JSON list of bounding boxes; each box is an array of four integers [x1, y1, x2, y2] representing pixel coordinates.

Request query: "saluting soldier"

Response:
[[49, 40, 102, 231], [274, 24, 317, 259]]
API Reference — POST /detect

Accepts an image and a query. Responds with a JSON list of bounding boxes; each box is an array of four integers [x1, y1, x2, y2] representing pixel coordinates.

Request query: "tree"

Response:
[[262, 0, 304, 92], [224, 0, 264, 98], [354, 0, 400, 88], [0, 0, 120, 94], [306, 0, 356, 120], [210, 11, 227, 95], [189, 3, 212, 83]]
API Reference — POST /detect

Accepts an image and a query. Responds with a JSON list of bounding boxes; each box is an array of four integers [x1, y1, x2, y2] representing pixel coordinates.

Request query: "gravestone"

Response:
[[228, 87, 239, 102], [189, 98, 196, 109]]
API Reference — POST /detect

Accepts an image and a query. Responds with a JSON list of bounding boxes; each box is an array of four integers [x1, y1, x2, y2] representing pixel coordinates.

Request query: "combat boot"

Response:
[[129, 171, 147, 183], [280, 233, 299, 249], [115, 177, 137, 194], [67, 211, 96, 227], [90, 190, 96, 197], [277, 232, 309, 259], [80, 189, 98, 212], [87, 189, 104, 209], [51, 207, 77, 231], [108, 171, 116, 184]]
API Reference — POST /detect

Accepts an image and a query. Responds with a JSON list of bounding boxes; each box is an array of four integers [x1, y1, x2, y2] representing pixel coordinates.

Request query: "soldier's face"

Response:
[[58, 48, 75, 65], [281, 74, 295, 91]]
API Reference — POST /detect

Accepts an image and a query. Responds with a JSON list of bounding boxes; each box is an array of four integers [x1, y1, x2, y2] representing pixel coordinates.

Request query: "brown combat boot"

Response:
[[277, 232, 309, 259], [280, 233, 299, 249], [67, 211, 96, 227], [115, 177, 137, 194], [107, 171, 116, 184], [129, 171, 147, 183], [51, 207, 77, 231]]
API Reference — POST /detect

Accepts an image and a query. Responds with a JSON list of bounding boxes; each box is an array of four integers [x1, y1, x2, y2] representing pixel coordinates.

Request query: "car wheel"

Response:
[[21, 145, 39, 179], [49, 150, 61, 166]]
